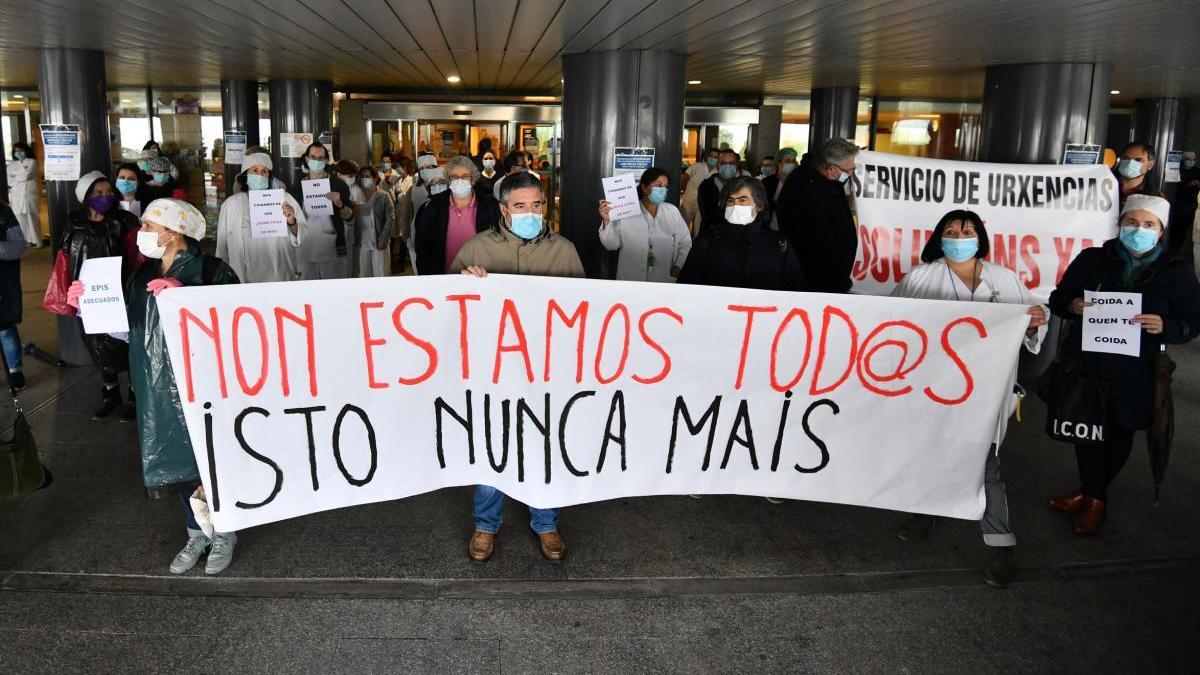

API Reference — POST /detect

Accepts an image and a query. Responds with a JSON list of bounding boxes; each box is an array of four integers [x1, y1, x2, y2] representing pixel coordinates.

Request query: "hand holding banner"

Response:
[[156, 275, 1030, 532]]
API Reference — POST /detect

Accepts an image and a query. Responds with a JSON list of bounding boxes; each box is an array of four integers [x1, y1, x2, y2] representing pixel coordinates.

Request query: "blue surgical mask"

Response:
[[381, 162, 391, 171], [13, 151, 25, 160], [152, 172, 169, 185], [1119, 225, 1159, 254], [361, 177, 375, 189], [246, 173, 270, 191], [1117, 158, 1142, 179], [837, 170, 851, 184], [138, 160, 152, 172], [718, 164, 737, 180], [429, 182, 448, 195], [760, 165, 774, 177], [419, 168, 437, 183], [1184, 160, 1197, 170], [306, 158, 326, 173], [706, 157, 718, 168], [780, 162, 796, 175], [941, 237, 979, 263], [649, 185, 668, 204], [508, 212, 543, 240], [115, 178, 137, 196]]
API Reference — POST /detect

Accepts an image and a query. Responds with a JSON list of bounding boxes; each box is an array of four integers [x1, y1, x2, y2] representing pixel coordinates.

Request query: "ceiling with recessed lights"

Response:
[[0, 0, 1195, 103]]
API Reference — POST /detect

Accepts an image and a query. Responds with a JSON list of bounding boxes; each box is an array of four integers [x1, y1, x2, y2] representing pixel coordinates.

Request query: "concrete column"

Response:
[[337, 99, 368, 166], [268, 79, 332, 188], [561, 50, 686, 278], [979, 63, 1111, 164], [1132, 97, 1188, 194], [808, 87, 858, 151], [38, 48, 112, 366], [753, 104, 782, 165], [220, 79, 260, 191]]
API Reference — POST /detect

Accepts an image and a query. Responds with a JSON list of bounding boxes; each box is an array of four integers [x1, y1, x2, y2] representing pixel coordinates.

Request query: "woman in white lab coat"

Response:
[[597, 167, 692, 282], [6, 142, 40, 247], [215, 152, 307, 283], [890, 209, 1047, 590]]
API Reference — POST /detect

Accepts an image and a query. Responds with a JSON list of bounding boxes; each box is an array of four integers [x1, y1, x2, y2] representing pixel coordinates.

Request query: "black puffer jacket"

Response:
[[677, 215, 804, 291], [0, 206, 25, 327], [1048, 239, 1200, 429], [61, 208, 140, 373], [776, 159, 857, 293]]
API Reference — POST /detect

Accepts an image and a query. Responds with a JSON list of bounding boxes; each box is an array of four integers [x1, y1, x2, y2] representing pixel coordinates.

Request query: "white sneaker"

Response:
[[204, 532, 238, 575], [169, 535, 211, 574]]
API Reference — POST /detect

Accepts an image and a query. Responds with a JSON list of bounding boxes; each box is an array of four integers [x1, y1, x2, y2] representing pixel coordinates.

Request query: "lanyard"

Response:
[[946, 261, 988, 302]]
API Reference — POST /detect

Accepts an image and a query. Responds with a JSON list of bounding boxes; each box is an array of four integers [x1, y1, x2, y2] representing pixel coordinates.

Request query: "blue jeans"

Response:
[[0, 326, 22, 372], [178, 488, 202, 536], [473, 485, 558, 534]]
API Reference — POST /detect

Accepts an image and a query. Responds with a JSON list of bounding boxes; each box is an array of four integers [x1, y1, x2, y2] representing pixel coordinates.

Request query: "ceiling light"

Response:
[[12, 94, 23, 99], [524, 95, 557, 102], [446, 75, 461, 83], [1110, 90, 1120, 95], [120, 99, 132, 103], [688, 80, 702, 85]]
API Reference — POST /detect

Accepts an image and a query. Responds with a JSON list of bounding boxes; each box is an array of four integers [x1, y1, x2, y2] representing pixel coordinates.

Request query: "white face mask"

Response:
[[724, 204, 756, 225], [449, 178, 473, 197], [136, 230, 168, 259]]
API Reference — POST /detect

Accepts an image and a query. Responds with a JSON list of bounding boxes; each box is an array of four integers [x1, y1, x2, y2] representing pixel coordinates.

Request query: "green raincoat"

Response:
[[126, 239, 239, 494]]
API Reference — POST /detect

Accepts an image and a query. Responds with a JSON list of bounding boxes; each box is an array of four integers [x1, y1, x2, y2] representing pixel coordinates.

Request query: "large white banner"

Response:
[[156, 275, 1031, 532], [852, 151, 1118, 298]]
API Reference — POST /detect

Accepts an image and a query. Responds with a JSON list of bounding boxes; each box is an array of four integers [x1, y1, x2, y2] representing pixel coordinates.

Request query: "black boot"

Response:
[[120, 388, 136, 422], [93, 386, 122, 419], [896, 514, 939, 542], [983, 546, 1015, 589]]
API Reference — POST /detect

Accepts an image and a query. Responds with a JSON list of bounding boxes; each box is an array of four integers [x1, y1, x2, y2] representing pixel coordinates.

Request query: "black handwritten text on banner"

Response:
[[852, 150, 1118, 298], [156, 275, 1031, 532]]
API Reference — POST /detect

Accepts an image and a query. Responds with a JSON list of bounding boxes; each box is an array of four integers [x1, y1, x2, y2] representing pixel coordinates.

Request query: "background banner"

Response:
[[852, 150, 1119, 298], [157, 275, 1031, 532]]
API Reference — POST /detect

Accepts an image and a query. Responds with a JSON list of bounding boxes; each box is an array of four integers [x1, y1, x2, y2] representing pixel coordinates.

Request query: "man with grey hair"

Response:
[[451, 169, 584, 564], [413, 155, 500, 274], [777, 137, 860, 293]]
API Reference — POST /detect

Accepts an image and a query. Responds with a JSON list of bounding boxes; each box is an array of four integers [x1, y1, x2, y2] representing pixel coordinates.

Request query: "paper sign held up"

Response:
[[78, 256, 128, 334], [249, 188, 288, 238], [602, 174, 641, 222], [1082, 290, 1142, 357], [302, 178, 333, 216]]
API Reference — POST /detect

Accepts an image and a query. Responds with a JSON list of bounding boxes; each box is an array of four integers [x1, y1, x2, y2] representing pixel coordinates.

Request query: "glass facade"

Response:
[[872, 100, 982, 160], [766, 97, 872, 157]]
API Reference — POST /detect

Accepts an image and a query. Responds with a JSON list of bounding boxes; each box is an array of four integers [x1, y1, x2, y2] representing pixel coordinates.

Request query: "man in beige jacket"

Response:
[[450, 170, 584, 564]]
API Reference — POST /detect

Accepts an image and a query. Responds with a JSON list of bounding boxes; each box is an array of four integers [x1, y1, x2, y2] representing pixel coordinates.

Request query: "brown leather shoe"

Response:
[[537, 531, 567, 561], [468, 531, 495, 562], [1072, 498, 1106, 536], [1049, 489, 1086, 513]]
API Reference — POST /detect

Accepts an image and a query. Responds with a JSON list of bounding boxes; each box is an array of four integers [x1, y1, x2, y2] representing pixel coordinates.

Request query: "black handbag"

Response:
[[0, 346, 49, 499], [1037, 351, 1110, 447]]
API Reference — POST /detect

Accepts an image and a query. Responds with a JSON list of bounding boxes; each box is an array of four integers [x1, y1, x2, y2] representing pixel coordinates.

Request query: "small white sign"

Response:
[[249, 188, 288, 238], [224, 131, 247, 165], [280, 132, 313, 159], [40, 124, 82, 181], [613, 147, 655, 176], [1082, 290, 1142, 357], [602, 174, 641, 222], [1164, 150, 1182, 184], [302, 178, 333, 216], [78, 256, 129, 334], [118, 200, 142, 218]]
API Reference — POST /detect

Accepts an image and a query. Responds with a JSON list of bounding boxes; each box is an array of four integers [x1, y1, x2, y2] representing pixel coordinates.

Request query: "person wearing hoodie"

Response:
[[61, 170, 141, 419]]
